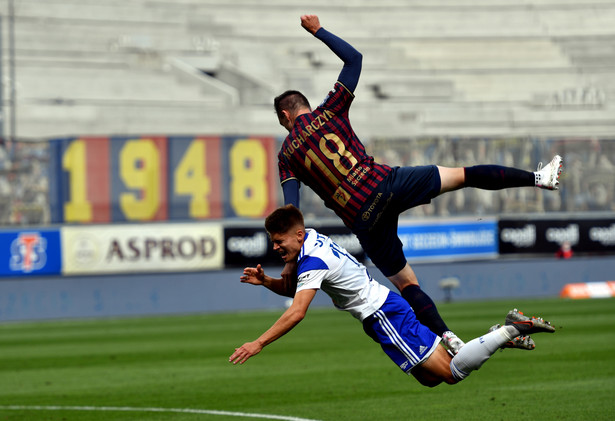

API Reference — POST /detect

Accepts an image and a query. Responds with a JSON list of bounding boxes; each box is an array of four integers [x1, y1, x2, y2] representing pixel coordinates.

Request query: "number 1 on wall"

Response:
[[62, 140, 92, 222]]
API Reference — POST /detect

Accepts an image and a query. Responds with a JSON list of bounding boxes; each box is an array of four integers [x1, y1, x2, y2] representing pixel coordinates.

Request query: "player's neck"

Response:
[[287, 108, 311, 130], [294, 108, 311, 119]]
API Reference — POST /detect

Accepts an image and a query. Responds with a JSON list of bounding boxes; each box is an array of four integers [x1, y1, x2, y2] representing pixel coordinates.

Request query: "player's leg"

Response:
[[360, 232, 451, 339], [360, 281, 547, 388], [388, 264, 456, 341], [488, 323, 535, 350], [392, 265, 465, 355], [439, 165, 534, 192], [447, 325, 520, 382], [410, 346, 457, 387], [415, 324, 529, 385], [448, 310, 556, 382], [438, 155, 563, 194], [410, 345, 454, 386]]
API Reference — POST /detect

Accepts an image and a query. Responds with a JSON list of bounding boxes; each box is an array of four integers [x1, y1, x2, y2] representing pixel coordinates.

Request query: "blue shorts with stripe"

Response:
[[362, 291, 441, 373]]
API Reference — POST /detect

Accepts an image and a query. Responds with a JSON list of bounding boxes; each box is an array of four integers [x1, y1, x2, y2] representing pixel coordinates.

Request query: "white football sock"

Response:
[[449, 325, 517, 381]]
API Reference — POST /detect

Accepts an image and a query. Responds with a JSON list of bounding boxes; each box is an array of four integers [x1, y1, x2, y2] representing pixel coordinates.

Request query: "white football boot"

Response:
[[535, 155, 563, 190]]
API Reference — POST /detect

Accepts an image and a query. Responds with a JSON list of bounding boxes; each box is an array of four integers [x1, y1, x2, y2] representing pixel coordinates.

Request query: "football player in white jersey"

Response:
[[230, 205, 555, 387]]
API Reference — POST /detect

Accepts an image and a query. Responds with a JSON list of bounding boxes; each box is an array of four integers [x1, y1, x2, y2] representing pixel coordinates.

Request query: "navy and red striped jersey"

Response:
[[278, 82, 392, 227]]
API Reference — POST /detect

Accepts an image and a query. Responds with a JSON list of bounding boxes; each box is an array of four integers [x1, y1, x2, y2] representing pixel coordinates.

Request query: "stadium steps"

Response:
[[6, 0, 615, 138], [16, 66, 227, 103]]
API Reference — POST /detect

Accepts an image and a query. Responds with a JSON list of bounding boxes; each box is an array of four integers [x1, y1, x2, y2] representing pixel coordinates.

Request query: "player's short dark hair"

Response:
[[274, 90, 311, 119], [265, 205, 305, 235]]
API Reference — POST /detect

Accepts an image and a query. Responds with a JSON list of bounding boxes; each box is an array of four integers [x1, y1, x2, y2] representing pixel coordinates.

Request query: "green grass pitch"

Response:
[[0, 297, 614, 420]]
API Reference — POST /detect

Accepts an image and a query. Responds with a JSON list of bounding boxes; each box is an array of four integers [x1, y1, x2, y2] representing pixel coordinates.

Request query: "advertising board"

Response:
[[62, 223, 223, 274], [499, 218, 615, 255], [398, 219, 498, 261]]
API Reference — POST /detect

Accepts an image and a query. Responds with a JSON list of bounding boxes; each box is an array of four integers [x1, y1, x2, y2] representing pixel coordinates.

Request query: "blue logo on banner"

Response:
[[0, 230, 62, 276]]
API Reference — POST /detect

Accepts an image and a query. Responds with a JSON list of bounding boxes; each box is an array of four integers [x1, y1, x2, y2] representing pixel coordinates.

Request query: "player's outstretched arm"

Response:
[[300, 14, 362, 92], [240, 264, 296, 298], [229, 289, 317, 365]]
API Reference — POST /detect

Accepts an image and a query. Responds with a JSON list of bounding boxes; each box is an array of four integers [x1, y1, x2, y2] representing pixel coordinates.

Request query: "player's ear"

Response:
[[281, 110, 292, 124], [296, 228, 305, 243]]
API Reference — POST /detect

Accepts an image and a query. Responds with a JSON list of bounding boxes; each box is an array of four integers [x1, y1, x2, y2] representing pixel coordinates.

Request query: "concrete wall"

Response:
[[1, 256, 613, 321]]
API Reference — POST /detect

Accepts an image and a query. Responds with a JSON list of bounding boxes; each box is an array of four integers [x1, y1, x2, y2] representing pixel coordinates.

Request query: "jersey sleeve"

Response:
[[314, 27, 362, 93], [319, 81, 354, 115], [295, 255, 329, 292], [278, 153, 296, 183], [281, 178, 300, 208]]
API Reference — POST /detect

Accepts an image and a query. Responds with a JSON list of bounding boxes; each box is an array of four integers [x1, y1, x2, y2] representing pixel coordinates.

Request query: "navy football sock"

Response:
[[401, 285, 449, 336], [464, 165, 534, 190]]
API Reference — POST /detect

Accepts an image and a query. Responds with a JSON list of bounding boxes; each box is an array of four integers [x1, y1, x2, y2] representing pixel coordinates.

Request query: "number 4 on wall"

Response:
[[174, 139, 214, 218]]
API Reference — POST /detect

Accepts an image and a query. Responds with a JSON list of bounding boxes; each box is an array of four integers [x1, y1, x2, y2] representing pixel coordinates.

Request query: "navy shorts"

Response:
[[353, 165, 441, 277], [363, 291, 440, 373]]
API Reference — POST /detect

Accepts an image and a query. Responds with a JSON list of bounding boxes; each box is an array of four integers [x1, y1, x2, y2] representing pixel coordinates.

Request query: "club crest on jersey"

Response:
[[333, 185, 351, 207], [10, 232, 47, 273]]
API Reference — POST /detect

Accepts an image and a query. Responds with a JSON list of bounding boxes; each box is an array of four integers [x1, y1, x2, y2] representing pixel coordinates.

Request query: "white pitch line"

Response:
[[0, 405, 322, 421]]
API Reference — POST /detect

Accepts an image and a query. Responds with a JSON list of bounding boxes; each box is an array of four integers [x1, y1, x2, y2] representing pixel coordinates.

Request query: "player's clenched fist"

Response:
[[300, 15, 321, 35]]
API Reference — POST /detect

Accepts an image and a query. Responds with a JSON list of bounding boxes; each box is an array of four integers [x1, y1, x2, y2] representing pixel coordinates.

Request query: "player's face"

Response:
[[270, 228, 304, 263]]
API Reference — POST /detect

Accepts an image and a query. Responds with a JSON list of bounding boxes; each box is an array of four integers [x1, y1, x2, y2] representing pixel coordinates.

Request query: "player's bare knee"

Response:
[[443, 374, 460, 385], [411, 371, 443, 388], [438, 166, 465, 193], [419, 378, 443, 388]]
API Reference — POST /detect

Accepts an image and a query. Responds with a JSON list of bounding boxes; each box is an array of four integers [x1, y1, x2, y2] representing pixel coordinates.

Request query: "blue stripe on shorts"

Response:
[[363, 291, 440, 373]]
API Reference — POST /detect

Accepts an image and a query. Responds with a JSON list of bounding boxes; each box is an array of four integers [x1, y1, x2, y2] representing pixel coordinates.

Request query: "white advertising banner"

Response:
[[62, 223, 223, 274]]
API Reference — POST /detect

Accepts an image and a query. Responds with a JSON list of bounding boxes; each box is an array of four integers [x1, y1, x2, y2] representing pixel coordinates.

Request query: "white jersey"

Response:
[[295, 229, 390, 321]]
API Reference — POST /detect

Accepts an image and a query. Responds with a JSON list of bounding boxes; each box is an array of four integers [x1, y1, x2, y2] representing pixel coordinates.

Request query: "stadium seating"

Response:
[[4, 0, 613, 138]]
